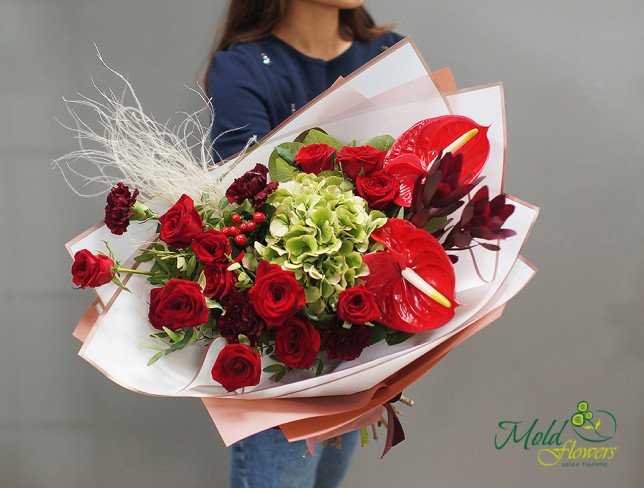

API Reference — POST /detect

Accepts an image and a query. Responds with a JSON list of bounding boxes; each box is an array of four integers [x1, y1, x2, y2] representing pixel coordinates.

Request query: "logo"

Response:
[[494, 401, 618, 467]]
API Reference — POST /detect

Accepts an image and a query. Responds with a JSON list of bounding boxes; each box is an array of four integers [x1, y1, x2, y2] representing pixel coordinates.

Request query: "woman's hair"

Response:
[[203, 0, 393, 93]]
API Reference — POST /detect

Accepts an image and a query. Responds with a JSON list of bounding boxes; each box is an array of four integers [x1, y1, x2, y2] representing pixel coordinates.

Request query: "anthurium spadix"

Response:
[[383, 115, 490, 207], [362, 219, 456, 332]]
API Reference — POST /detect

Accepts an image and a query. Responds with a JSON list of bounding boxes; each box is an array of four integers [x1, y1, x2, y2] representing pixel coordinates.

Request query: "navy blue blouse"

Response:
[[207, 32, 404, 160]]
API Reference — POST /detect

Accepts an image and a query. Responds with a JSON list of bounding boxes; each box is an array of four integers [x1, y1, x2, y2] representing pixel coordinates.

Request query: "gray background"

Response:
[[1, 1, 642, 487]]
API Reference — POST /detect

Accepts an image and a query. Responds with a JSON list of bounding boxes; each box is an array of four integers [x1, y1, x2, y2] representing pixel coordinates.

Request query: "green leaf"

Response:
[[162, 327, 184, 343], [274, 368, 287, 382], [369, 324, 389, 345], [263, 364, 284, 373], [186, 255, 197, 278], [205, 298, 224, 310], [227, 262, 242, 272], [315, 359, 324, 376], [268, 141, 304, 167], [424, 216, 448, 234], [386, 330, 414, 346], [110, 275, 131, 293], [176, 256, 186, 271], [218, 197, 230, 210], [134, 253, 155, 263], [269, 156, 300, 183], [147, 351, 164, 366], [364, 135, 395, 151], [395, 206, 406, 219], [197, 270, 207, 291], [141, 342, 165, 351], [275, 146, 295, 165], [302, 129, 344, 151], [238, 334, 251, 346]]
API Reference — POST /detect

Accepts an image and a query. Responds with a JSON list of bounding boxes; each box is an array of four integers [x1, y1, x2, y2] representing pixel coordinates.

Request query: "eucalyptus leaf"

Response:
[[147, 351, 164, 366], [163, 327, 184, 343]]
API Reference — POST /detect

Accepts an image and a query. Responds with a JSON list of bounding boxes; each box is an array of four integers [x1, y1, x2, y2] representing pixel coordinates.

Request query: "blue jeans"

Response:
[[230, 429, 359, 488]]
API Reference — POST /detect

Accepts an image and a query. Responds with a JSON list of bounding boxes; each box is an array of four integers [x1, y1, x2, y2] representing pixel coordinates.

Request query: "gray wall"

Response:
[[1, 1, 642, 487]]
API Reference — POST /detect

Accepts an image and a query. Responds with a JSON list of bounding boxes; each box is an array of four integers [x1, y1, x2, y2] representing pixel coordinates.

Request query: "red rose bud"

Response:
[[158, 194, 204, 248], [336, 285, 380, 325], [217, 291, 266, 345], [71, 250, 114, 288], [336, 145, 385, 180], [104, 183, 139, 235], [192, 229, 231, 266], [275, 317, 321, 369], [203, 265, 238, 300], [211, 343, 262, 392], [322, 320, 372, 361], [248, 260, 306, 327], [294, 143, 336, 174], [148, 278, 210, 331], [355, 171, 398, 210], [225, 163, 279, 207]]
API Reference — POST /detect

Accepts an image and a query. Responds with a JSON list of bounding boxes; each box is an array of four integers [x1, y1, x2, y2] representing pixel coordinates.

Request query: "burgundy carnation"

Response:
[[104, 183, 139, 235], [211, 343, 262, 392], [71, 250, 114, 288], [248, 261, 306, 327], [275, 317, 321, 369], [355, 171, 398, 210], [192, 229, 231, 266], [294, 143, 336, 174], [225, 163, 278, 207], [148, 278, 210, 331], [203, 265, 238, 300], [336, 285, 380, 325], [322, 320, 372, 361], [217, 291, 267, 345], [158, 194, 204, 248], [336, 145, 385, 180]]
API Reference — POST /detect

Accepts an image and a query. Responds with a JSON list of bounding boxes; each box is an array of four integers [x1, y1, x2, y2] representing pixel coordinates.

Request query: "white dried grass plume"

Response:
[[53, 47, 256, 206]]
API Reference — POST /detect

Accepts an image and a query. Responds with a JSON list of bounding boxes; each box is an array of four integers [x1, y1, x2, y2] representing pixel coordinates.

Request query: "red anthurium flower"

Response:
[[384, 115, 490, 207], [362, 219, 456, 332]]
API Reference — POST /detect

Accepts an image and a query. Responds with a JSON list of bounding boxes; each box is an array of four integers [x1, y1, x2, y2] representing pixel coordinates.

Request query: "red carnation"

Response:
[[355, 171, 398, 210], [336, 285, 380, 325], [322, 320, 372, 361], [225, 163, 278, 207], [247, 260, 306, 327], [336, 145, 385, 180], [192, 229, 231, 266], [275, 317, 321, 369], [294, 143, 336, 174], [211, 343, 262, 392], [203, 265, 238, 300], [71, 250, 114, 288], [104, 183, 139, 235], [148, 278, 210, 331], [217, 291, 267, 345], [158, 194, 204, 248]]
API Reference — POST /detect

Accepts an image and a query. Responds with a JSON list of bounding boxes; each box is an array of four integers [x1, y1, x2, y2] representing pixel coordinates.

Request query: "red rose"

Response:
[[148, 278, 210, 331], [336, 145, 385, 180], [355, 171, 398, 210], [71, 249, 114, 288], [104, 183, 139, 235], [211, 343, 262, 392], [225, 163, 279, 207], [158, 194, 204, 248], [336, 285, 380, 325], [247, 260, 306, 327], [322, 320, 372, 361], [294, 143, 336, 174], [192, 229, 231, 266], [217, 291, 266, 344], [203, 265, 238, 300], [275, 317, 321, 369]]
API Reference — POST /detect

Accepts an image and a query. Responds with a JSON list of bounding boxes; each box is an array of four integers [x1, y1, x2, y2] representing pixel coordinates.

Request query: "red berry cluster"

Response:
[[223, 212, 266, 246]]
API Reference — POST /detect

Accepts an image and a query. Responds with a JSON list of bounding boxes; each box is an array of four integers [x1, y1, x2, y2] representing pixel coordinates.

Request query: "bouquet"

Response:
[[60, 39, 538, 455]]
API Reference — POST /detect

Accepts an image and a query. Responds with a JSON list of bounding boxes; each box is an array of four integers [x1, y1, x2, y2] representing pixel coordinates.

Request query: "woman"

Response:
[[204, 1, 402, 486]]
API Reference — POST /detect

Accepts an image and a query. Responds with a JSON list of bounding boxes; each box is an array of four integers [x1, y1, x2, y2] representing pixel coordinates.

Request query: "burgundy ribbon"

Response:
[[381, 402, 406, 458]]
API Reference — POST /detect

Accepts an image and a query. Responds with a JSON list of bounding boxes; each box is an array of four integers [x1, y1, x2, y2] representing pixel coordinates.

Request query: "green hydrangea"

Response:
[[257, 172, 386, 314]]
